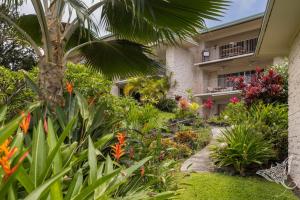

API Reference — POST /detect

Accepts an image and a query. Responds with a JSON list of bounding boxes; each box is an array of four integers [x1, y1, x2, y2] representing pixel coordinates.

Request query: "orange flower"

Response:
[[66, 81, 73, 95], [20, 112, 31, 134], [0, 139, 29, 179], [179, 98, 190, 110], [117, 132, 126, 146], [140, 166, 145, 177], [111, 143, 125, 161]]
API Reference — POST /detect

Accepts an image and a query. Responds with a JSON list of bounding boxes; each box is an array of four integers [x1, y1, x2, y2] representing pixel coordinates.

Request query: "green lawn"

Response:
[[176, 172, 298, 200]]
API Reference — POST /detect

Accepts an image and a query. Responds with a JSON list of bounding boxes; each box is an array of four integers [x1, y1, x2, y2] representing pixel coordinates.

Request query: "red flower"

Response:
[[117, 132, 126, 146], [203, 98, 213, 110], [20, 112, 31, 134], [230, 97, 240, 104], [111, 143, 125, 161], [66, 81, 73, 95]]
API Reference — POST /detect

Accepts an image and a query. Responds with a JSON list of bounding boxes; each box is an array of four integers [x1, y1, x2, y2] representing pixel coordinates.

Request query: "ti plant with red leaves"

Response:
[[230, 67, 285, 105]]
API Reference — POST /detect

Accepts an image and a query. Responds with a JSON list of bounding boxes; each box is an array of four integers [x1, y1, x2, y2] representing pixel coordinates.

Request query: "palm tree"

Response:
[[0, 0, 228, 105]]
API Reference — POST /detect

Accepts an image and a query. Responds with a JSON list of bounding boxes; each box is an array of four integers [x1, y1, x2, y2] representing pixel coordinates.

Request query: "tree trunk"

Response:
[[38, 15, 65, 107]]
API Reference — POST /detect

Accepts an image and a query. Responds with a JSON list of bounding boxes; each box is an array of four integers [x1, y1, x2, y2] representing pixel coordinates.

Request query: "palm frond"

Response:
[[17, 14, 42, 45], [100, 0, 230, 44], [77, 39, 161, 79]]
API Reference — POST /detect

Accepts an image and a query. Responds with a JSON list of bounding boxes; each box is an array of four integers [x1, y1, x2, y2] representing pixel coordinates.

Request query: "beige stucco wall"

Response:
[[288, 31, 300, 186]]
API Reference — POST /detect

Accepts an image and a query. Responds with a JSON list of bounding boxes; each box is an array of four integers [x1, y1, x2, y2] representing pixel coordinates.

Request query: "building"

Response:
[[256, 0, 300, 187], [155, 13, 273, 116]]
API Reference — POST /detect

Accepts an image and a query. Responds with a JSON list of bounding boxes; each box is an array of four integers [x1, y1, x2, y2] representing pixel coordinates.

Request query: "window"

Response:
[[218, 70, 255, 88]]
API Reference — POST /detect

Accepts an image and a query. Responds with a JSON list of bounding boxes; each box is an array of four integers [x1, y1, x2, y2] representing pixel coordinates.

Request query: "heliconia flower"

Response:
[[129, 146, 135, 159], [0, 139, 29, 180], [117, 132, 126, 146], [43, 117, 48, 134], [179, 98, 190, 110], [20, 112, 31, 134], [203, 98, 213, 110], [230, 97, 240, 104], [66, 81, 73, 95], [140, 166, 145, 177], [111, 143, 125, 161]]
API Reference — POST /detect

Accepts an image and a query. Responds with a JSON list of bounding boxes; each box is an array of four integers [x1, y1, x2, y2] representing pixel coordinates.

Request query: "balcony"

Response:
[[199, 38, 258, 65]]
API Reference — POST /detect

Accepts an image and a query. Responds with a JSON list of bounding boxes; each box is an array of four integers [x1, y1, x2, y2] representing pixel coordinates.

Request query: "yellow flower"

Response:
[[190, 102, 200, 111]]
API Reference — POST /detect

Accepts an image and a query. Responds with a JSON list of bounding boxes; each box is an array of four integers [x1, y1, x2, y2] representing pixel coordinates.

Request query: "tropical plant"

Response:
[[210, 125, 275, 176], [0, 0, 228, 106], [155, 98, 178, 113], [124, 75, 173, 104], [221, 101, 288, 160], [0, 4, 37, 71], [0, 98, 175, 199], [230, 67, 285, 105]]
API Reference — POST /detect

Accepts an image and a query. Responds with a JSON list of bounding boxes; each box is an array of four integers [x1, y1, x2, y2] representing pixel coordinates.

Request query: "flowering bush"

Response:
[[230, 67, 285, 105]]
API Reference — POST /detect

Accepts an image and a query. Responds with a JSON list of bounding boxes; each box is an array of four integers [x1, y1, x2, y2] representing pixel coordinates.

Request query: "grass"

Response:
[[176, 172, 298, 200]]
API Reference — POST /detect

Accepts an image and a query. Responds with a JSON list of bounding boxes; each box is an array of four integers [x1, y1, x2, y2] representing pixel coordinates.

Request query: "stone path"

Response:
[[180, 127, 224, 172]]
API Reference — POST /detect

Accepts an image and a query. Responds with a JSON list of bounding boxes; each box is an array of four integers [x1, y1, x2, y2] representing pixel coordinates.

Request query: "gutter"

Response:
[[255, 0, 275, 56]]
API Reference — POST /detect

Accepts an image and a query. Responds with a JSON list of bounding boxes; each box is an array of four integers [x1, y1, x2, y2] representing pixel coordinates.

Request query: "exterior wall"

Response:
[[166, 47, 195, 98], [288, 31, 300, 186]]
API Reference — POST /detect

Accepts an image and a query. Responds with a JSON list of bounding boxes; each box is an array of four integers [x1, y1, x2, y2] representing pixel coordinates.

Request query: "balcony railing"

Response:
[[201, 38, 258, 63]]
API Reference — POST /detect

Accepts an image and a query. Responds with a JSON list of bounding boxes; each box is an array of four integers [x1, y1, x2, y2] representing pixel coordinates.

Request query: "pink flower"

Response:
[[230, 97, 240, 104]]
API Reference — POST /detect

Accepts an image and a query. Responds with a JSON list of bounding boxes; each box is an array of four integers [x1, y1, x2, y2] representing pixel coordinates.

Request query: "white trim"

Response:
[[194, 90, 242, 98], [194, 53, 254, 66]]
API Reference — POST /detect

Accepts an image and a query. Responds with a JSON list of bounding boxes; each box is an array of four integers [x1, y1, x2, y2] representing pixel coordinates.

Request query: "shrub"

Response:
[[156, 98, 177, 112], [210, 125, 275, 176], [231, 67, 286, 105], [0, 66, 36, 117], [221, 102, 288, 160]]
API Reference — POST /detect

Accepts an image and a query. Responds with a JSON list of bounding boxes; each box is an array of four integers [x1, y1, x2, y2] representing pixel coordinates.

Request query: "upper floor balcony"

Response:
[[200, 38, 258, 64]]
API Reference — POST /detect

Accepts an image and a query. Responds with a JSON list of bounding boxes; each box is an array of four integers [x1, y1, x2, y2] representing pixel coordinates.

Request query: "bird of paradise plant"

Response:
[[19, 112, 31, 134]]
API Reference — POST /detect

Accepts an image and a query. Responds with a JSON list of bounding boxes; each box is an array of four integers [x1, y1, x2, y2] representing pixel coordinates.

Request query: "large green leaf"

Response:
[[100, 0, 229, 43], [0, 115, 22, 147], [71, 169, 120, 200], [17, 14, 42, 45], [65, 169, 83, 200], [88, 136, 97, 185], [30, 120, 47, 187], [80, 39, 161, 78], [0, 105, 7, 123], [47, 118, 64, 200], [24, 167, 71, 200]]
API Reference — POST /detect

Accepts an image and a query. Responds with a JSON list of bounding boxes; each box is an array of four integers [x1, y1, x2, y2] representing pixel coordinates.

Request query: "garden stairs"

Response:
[[180, 127, 224, 172]]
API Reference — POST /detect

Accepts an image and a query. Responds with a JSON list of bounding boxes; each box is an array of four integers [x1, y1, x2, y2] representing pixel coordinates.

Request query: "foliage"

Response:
[[231, 67, 286, 105], [175, 98, 201, 119], [207, 115, 228, 126], [222, 102, 288, 160], [65, 62, 112, 98], [0, 66, 36, 117], [270, 60, 288, 103], [210, 125, 275, 176], [1, 0, 228, 105], [124, 75, 172, 104], [177, 173, 298, 200], [0, 4, 37, 70], [0, 63, 112, 118], [155, 98, 178, 113], [0, 93, 175, 199]]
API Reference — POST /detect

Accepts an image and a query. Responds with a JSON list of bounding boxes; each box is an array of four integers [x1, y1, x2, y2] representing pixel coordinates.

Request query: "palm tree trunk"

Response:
[[38, 16, 65, 106]]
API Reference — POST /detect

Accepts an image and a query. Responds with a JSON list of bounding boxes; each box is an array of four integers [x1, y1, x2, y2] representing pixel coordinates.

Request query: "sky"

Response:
[[20, 0, 268, 28], [205, 0, 268, 27]]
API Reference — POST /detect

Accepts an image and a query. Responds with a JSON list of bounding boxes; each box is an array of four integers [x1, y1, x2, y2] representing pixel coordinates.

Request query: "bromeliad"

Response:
[[66, 81, 73, 95], [117, 132, 126, 146]]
